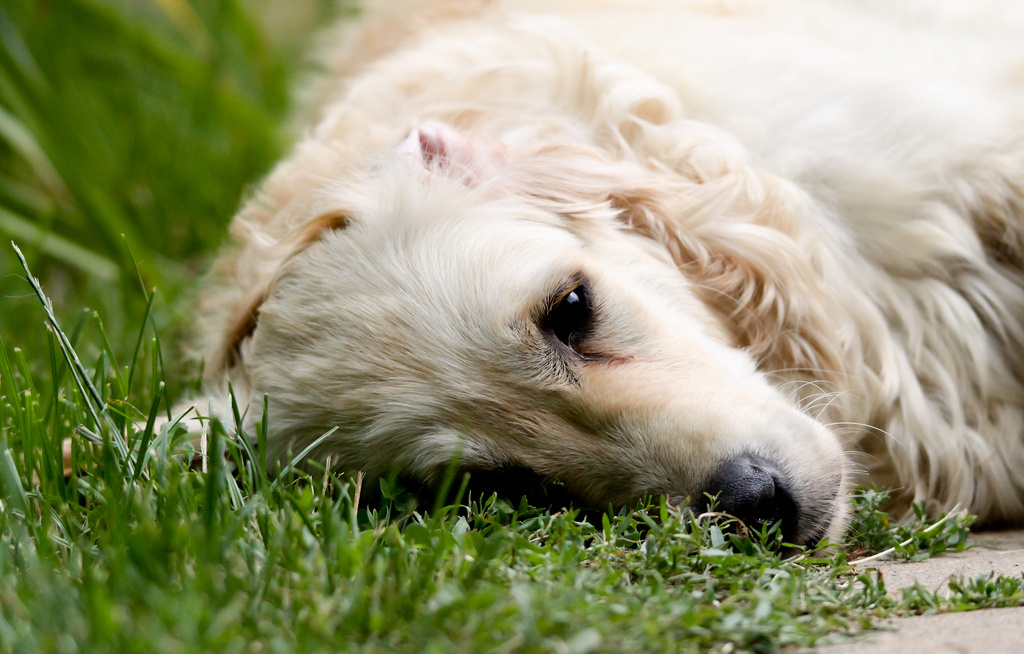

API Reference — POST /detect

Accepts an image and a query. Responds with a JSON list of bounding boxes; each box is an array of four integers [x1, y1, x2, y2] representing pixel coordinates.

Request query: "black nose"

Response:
[[700, 453, 799, 543]]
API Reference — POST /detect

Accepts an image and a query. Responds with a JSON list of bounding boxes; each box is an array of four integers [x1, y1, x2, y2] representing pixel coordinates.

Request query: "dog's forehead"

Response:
[[336, 182, 583, 302], [291, 185, 588, 342]]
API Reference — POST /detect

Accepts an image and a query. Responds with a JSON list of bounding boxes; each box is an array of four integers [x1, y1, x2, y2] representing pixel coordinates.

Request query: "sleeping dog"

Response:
[[193, 0, 1024, 545]]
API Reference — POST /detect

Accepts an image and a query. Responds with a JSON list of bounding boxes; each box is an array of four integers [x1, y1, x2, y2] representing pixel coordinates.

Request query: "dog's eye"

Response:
[[544, 284, 591, 350]]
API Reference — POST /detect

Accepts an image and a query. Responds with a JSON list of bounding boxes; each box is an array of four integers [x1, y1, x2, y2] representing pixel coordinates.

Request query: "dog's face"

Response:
[[224, 126, 848, 546]]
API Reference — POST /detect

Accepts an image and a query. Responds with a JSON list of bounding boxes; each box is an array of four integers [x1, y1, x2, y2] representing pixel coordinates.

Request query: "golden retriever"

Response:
[[193, 0, 1024, 545]]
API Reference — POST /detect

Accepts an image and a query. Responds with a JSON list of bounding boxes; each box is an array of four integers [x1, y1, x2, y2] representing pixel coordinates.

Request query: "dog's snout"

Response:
[[701, 453, 799, 543]]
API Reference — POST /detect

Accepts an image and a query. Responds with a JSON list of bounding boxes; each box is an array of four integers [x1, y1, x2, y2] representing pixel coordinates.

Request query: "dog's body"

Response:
[[198, 0, 1024, 543]]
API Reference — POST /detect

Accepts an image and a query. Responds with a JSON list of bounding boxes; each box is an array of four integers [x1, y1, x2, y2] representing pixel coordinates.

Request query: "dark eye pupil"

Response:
[[548, 286, 589, 348]]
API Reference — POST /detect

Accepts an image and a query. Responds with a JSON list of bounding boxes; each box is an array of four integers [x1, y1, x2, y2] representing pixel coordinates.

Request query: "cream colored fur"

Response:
[[196, 0, 1024, 536]]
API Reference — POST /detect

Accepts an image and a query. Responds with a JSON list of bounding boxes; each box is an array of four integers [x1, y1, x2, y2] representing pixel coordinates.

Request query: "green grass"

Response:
[[1, 2, 1023, 652], [1, 0, 337, 370]]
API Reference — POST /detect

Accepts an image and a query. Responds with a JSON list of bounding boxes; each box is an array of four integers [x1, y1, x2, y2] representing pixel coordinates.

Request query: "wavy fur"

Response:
[[197, 0, 1024, 531]]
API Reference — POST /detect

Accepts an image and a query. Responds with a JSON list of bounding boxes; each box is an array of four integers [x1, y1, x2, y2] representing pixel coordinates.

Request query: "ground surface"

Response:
[[815, 530, 1024, 653]]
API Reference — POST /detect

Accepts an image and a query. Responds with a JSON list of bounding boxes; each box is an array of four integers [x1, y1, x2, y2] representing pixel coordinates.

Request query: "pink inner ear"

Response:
[[416, 126, 449, 166], [397, 123, 507, 183]]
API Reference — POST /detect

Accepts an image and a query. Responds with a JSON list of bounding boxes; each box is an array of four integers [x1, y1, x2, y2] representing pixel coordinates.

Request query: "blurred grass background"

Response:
[[0, 0, 341, 388]]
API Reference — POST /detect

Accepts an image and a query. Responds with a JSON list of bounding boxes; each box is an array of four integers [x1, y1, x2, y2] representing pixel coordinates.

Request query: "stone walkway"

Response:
[[812, 530, 1024, 653]]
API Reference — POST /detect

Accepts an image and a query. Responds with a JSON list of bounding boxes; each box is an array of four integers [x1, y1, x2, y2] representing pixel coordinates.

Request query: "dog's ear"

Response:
[[207, 208, 351, 377], [206, 125, 499, 381], [397, 123, 507, 184]]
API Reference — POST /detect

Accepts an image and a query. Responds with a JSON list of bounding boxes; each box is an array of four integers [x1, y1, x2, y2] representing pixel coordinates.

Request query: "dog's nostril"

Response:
[[700, 453, 799, 543]]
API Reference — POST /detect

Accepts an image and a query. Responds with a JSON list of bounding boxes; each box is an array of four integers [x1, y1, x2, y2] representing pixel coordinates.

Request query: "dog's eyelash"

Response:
[[541, 282, 593, 352]]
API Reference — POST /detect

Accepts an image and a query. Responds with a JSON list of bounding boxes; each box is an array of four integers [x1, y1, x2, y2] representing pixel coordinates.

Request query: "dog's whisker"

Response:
[[812, 390, 854, 421], [798, 388, 837, 409], [765, 366, 850, 380]]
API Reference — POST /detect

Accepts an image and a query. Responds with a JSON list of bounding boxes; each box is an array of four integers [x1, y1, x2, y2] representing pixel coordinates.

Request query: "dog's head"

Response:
[[203, 124, 849, 545]]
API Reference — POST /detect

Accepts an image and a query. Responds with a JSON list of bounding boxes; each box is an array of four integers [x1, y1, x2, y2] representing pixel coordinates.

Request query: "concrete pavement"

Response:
[[812, 530, 1024, 654]]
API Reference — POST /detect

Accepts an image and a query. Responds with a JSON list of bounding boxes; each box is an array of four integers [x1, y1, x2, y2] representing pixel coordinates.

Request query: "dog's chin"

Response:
[[382, 465, 837, 551], [413, 464, 585, 510]]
